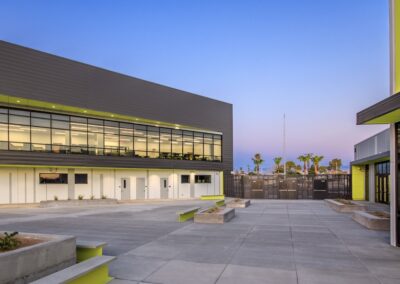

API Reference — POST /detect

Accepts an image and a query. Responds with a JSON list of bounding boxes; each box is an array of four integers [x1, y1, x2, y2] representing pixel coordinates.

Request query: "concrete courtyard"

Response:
[[0, 200, 399, 284]]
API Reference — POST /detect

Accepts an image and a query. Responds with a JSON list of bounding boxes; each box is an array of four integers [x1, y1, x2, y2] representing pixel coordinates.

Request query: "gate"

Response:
[[231, 174, 351, 200]]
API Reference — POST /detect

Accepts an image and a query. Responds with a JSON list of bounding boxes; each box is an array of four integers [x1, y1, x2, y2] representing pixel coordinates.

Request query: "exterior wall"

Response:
[[0, 167, 221, 204]]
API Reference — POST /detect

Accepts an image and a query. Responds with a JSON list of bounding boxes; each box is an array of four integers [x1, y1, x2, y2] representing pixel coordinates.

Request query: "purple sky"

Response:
[[0, 0, 389, 171]]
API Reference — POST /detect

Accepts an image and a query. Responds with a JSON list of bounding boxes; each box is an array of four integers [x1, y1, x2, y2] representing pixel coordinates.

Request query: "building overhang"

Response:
[[357, 93, 400, 125], [351, 151, 390, 166]]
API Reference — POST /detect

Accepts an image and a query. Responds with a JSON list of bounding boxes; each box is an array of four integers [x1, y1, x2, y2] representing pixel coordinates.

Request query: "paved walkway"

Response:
[[0, 200, 399, 284]]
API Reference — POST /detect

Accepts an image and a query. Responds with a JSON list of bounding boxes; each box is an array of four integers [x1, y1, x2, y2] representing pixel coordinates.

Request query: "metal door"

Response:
[[136, 178, 146, 200], [121, 178, 130, 200], [160, 178, 169, 199]]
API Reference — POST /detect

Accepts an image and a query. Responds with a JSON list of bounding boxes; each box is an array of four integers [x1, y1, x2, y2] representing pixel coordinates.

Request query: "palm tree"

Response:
[[273, 157, 282, 174], [311, 155, 324, 175], [285, 160, 296, 174], [252, 153, 264, 174], [297, 155, 308, 175], [305, 153, 313, 173], [329, 158, 342, 173]]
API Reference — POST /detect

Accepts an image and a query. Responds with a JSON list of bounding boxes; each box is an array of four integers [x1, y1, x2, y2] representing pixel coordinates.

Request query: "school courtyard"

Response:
[[0, 200, 399, 284]]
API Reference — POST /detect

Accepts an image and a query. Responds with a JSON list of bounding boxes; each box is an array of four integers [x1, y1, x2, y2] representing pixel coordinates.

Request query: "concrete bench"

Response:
[[215, 200, 225, 207], [31, 255, 115, 284], [177, 207, 200, 222], [76, 240, 107, 262]]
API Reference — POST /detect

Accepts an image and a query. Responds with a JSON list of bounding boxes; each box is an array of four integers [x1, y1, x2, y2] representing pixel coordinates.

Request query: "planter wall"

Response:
[[194, 207, 235, 224], [352, 211, 390, 231], [0, 233, 76, 284], [227, 199, 251, 208], [324, 199, 366, 213], [40, 199, 118, 208]]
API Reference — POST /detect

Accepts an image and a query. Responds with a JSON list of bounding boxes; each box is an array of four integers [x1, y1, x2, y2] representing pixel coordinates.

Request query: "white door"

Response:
[[121, 178, 130, 200]]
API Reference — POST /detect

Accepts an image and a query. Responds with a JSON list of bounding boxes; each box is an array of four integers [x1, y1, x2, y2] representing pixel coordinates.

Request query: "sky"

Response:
[[0, 0, 390, 171]]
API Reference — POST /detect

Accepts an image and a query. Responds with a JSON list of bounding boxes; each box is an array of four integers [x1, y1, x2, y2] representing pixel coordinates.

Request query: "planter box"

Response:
[[227, 199, 251, 208], [324, 199, 366, 213], [352, 211, 390, 231], [0, 232, 76, 284], [194, 207, 235, 224], [40, 199, 118, 208]]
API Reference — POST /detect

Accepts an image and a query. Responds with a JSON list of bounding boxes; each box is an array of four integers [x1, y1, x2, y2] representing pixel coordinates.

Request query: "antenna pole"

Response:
[[283, 113, 286, 177]]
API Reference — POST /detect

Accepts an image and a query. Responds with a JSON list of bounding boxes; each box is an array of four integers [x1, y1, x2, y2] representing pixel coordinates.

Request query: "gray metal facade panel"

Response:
[[354, 129, 390, 160], [0, 40, 233, 172], [0, 151, 225, 171]]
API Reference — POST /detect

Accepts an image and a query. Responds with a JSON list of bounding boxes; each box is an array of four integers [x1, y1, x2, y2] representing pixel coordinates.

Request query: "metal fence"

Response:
[[227, 174, 351, 200]]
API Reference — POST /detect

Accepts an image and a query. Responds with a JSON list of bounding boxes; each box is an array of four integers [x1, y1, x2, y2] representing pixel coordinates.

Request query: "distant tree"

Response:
[[297, 155, 308, 175], [285, 161, 296, 174], [305, 153, 313, 172], [252, 153, 264, 174], [329, 158, 342, 173], [273, 157, 282, 174], [319, 166, 328, 174], [311, 155, 324, 175]]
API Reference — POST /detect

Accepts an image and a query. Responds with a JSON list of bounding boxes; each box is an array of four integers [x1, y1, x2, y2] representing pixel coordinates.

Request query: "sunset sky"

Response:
[[0, 0, 389, 171]]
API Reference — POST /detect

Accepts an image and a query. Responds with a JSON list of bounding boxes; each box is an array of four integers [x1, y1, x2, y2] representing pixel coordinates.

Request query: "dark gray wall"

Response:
[[0, 41, 233, 175]]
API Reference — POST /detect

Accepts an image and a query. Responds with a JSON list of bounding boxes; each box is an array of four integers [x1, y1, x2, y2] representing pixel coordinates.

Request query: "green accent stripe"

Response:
[[67, 265, 113, 284], [77, 247, 103, 262], [364, 108, 400, 124], [177, 209, 199, 222], [200, 195, 225, 200]]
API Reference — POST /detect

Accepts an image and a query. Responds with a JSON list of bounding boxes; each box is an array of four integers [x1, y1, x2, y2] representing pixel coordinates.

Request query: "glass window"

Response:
[[32, 112, 50, 119], [194, 133, 203, 160], [39, 173, 68, 184], [71, 121, 87, 132], [32, 118, 50, 128], [52, 114, 69, 121], [134, 125, 147, 157], [75, 174, 88, 184], [120, 135, 133, 156], [204, 134, 213, 161], [172, 130, 182, 159], [0, 123, 7, 141], [10, 109, 29, 116], [181, 175, 190, 183], [195, 175, 211, 183], [52, 129, 70, 154], [9, 115, 29, 125], [120, 123, 134, 136], [31, 127, 51, 152], [104, 121, 119, 135], [88, 119, 104, 133], [0, 114, 8, 123], [105, 134, 119, 156], [9, 124, 30, 150], [213, 135, 222, 145], [88, 132, 104, 155], [52, 120, 70, 130], [0, 107, 223, 162], [0, 123, 8, 150], [160, 129, 171, 159], [183, 131, 193, 160], [147, 128, 159, 158], [71, 131, 88, 154]]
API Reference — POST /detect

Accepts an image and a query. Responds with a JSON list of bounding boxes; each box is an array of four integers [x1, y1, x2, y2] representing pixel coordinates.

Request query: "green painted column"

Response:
[[352, 165, 365, 201]]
